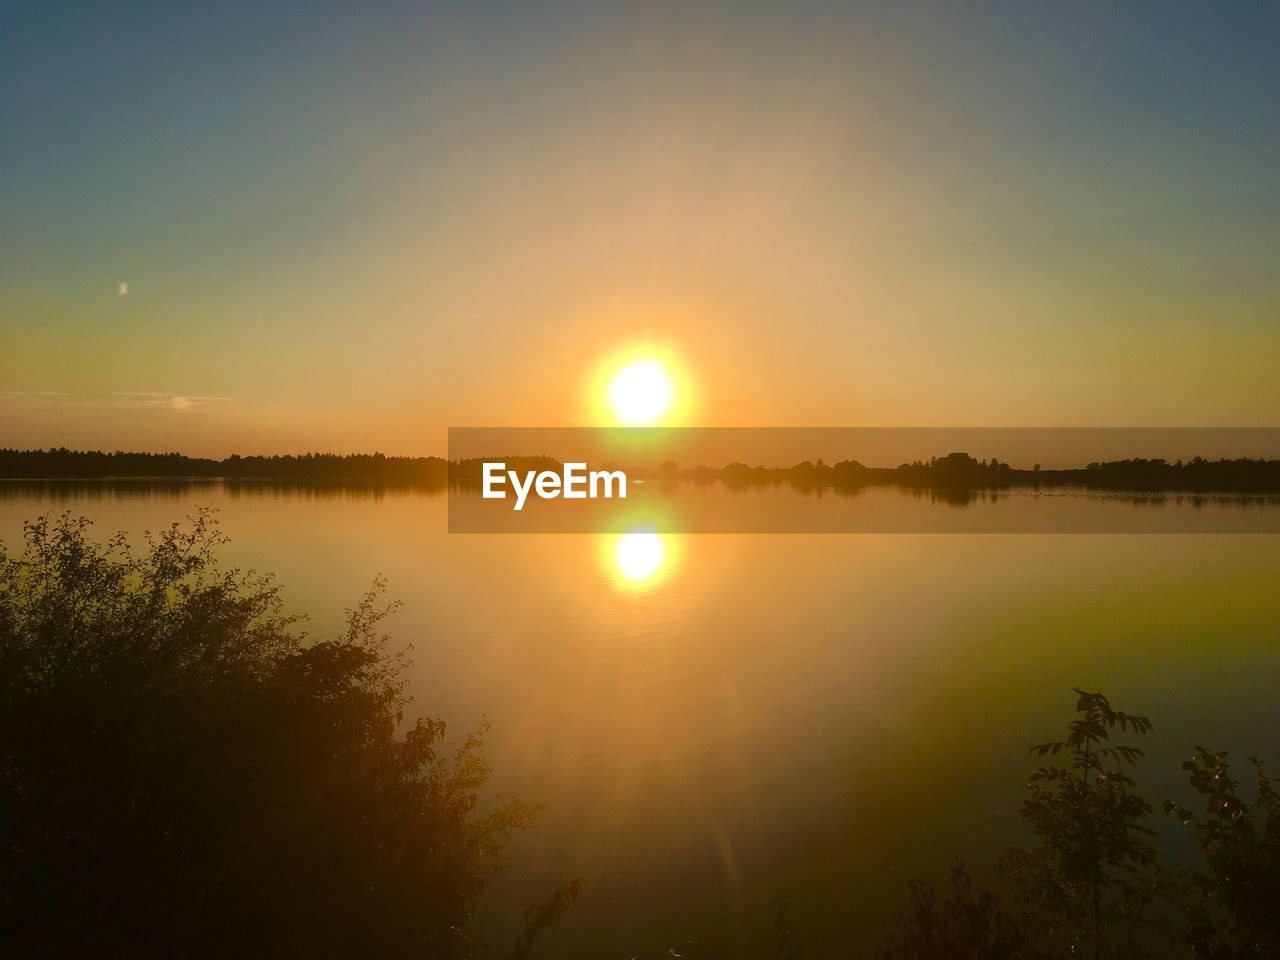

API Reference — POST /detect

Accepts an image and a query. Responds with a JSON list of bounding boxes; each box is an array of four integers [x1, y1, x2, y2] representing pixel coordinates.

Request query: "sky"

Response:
[[2, 1, 1278, 457]]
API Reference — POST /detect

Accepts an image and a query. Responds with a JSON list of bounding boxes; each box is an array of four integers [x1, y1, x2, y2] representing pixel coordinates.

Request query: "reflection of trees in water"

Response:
[[0, 512, 575, 957], [912, 485, 986, 507], [0, 479, 446, 504]]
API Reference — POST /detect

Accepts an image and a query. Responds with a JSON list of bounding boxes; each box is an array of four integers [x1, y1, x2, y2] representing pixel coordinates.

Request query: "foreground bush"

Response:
[[881, 691, 1279, 960], [0, 512, 576, 958]]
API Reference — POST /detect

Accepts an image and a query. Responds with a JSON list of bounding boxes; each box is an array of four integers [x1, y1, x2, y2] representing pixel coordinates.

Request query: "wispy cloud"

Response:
[[107, 392, 232, 412], [1, 390, 76, 402], [3, 390, 232, 413]]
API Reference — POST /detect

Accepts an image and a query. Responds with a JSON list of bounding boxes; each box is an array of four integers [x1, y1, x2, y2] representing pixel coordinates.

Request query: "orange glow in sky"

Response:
[[4, 4, 1278, 457]]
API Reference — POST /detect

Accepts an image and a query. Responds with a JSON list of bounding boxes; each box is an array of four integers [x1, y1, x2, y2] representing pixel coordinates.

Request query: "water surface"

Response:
[[2, 482, 1277, 957]]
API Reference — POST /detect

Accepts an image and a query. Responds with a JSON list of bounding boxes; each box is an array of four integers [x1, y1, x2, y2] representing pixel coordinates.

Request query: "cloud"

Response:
[[2, 391, 232, 413], [1, 390, 75, 399], [0, 390, 76, 405], [107, 392, 231, 412]]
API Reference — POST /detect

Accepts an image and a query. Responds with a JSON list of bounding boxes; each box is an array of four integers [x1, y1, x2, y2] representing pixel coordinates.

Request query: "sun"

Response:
[[589, 342, 693, 426], [608, 360, 672, 425]]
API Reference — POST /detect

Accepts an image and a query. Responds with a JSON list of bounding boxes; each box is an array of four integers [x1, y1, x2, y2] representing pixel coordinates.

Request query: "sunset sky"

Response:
[[3, 2, 1278, 457]]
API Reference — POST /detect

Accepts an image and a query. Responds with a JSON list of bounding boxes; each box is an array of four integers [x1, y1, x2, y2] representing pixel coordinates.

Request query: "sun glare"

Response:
[[609, 361, 672, 425], [589, 341, 693, 426], [615, 531, 664, 582]]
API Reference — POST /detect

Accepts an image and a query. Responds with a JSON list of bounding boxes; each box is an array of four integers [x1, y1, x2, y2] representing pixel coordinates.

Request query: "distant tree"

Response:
[[0, 512, 577, 958]]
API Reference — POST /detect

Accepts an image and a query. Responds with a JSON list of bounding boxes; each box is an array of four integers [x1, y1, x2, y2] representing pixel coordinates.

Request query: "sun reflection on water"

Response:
[[605, 528, 676, 591]]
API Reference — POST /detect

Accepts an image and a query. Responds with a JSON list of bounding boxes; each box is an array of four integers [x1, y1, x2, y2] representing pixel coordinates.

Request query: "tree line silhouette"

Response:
[[674, 451, 1280, 493], [4, 448, 1280, 493], [0, 448, 449, 484]]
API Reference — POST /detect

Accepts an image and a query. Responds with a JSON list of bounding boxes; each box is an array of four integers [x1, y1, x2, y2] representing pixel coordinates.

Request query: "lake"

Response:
[[2, 481, 1278, 957]]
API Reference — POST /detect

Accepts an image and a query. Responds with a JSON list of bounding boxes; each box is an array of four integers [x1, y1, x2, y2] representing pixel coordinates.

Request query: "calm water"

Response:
[[3, 482, 1279, 957]]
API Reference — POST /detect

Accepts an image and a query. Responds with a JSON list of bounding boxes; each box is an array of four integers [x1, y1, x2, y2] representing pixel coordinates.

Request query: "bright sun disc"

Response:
[[609, 361, 672, 425]]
